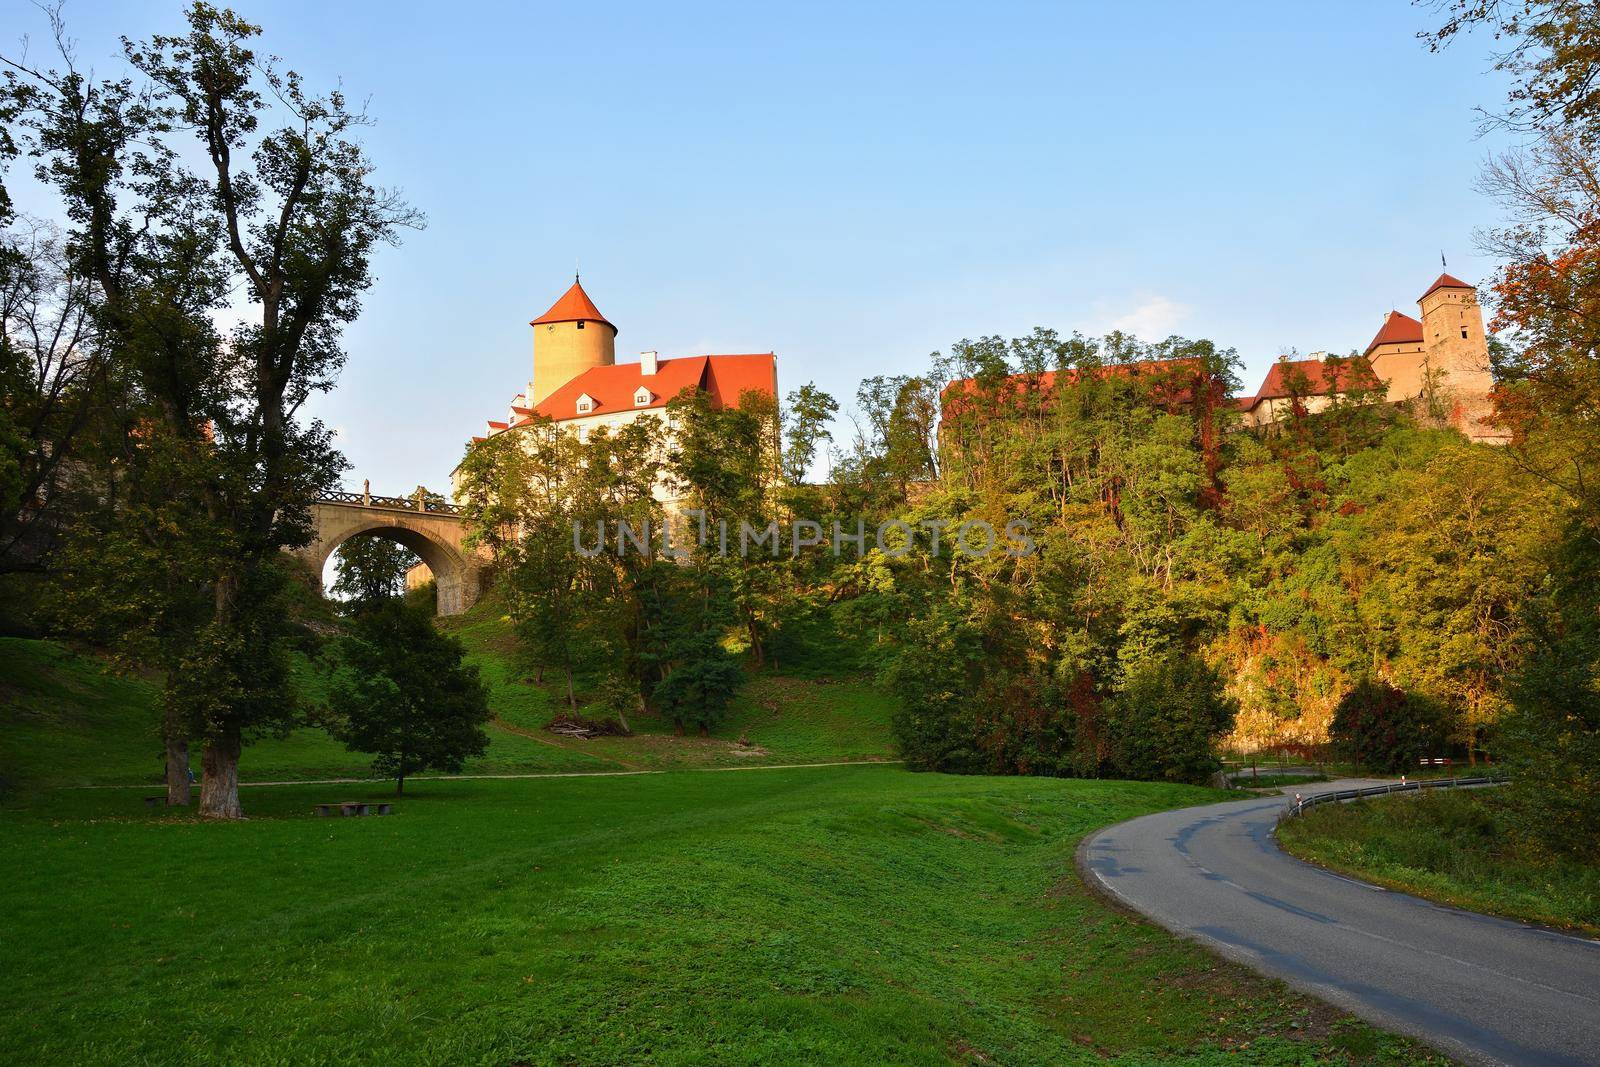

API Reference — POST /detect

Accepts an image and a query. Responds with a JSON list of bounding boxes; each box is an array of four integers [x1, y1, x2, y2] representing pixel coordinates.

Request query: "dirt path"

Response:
[[72, 758, 903, 790]]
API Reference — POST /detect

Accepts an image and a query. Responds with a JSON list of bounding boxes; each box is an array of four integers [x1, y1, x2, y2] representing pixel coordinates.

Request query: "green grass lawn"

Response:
[[2, 606, 1443, 1062], [1279, 789, 1600, 935], [0, 767, 1437, 1065]]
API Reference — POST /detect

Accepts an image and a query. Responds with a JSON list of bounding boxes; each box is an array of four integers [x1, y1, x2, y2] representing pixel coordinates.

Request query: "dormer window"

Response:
[[576, 392, 596, 415], [634, 387, 653, 407]]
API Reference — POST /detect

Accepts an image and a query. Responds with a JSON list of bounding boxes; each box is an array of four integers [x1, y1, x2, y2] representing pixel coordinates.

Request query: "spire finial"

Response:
[[1441, 250, 1447, 270], [575, 259, 580, 284]]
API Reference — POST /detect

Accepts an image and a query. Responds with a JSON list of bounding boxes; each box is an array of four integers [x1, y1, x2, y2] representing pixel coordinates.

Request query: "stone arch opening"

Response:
[[316, 521, 474, 616]]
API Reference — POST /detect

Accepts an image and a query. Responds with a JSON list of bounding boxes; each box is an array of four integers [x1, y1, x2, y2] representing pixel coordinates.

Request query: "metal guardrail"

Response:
[[1279, 775, 1508, 824], [318, 490, 462, 515]]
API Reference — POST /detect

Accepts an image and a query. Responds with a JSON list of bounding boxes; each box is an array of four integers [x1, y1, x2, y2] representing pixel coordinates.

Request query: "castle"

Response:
[[1235, 273, 1502, 442], [458, 277, 777, 488]]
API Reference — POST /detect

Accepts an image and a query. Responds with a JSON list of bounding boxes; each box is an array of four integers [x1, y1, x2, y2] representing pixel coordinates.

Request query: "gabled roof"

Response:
[[1235, 355, 1382, 410], [1364, 310, 1424, 355], [510, 353, 776, 424], [530, 279, 616, 333], [1419, 272, 1472, 301]]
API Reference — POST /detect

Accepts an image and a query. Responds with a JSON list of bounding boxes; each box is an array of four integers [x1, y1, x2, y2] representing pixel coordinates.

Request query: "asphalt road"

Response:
[[1079, 781, 1600, 1066]]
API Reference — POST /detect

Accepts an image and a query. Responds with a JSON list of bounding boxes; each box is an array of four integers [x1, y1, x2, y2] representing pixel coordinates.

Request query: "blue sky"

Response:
[[10, 1, 1512, 494]]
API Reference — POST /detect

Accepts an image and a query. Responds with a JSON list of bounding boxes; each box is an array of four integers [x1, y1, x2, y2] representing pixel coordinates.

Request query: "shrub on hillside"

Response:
[[1108, 653, 1238, 785], [884, 609, 988, 773], [651, 630, 743, 736], [1329, 679, 1445, 774]]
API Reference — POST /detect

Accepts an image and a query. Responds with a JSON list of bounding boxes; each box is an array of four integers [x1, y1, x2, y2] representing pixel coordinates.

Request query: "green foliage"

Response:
[[1109, 653, 1238, 784], [780, 381, 838, 485], [327, 602, 491, 792], [3, 3, 421, 814], [1500, 527, 1600, 861], [1329, 679, 1446, 774], [330, 536, 419, 607]]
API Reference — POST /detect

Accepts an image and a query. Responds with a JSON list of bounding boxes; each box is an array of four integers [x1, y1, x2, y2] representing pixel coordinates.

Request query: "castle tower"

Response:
[[529, 277, 616, 405], [1417, 273, 1498, 440]]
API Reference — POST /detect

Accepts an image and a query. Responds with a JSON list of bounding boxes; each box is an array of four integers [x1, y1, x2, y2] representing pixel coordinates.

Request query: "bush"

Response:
[[1107, 653, 1237, 784], [651, 631, 743, 736], [1329, 679, 1444, 774], [884, 609, 987, 772]]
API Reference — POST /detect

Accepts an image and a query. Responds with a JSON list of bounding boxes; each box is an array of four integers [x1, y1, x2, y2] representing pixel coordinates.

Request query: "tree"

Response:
[[0, 221, 108, 573], [781, 382, 838, 486], [1422, 1, 1600, 145], [5, 4, 422, 815], [328, 601, 490, 794], [1108, 653, 1237, 785], [331, 536, 418, 608], [1423, 0, 1600, 844], [1330, 679, 1445, 775], [1501, 530, 1600, 860]]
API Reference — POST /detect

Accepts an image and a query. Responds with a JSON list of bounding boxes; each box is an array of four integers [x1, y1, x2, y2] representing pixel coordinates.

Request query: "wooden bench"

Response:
[[314, 802, 393, 817]]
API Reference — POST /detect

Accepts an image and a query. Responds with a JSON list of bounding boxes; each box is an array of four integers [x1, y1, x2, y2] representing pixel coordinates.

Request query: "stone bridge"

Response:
[[297, 489, 490, 615]]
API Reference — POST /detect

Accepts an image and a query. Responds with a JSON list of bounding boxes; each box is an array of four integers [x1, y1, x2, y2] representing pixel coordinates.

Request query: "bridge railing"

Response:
[[318, 490, 462, 516]]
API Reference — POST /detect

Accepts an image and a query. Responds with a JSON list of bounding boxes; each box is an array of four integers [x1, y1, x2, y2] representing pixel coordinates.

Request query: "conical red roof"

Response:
[[530, 279, 616, 332], [1365, 310, 1423, 355], [1419, 273, 1472, 301]]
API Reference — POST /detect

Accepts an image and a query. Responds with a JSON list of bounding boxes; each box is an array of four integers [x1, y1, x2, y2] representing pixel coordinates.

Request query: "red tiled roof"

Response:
[[524, 353, 777, 422], [1250, 359, 1336, 401], [1364, 310, 1424, 355], [1236, 355, 1382, 410], [1419, 272, 1472, 301], [530, 279, 616, 333]]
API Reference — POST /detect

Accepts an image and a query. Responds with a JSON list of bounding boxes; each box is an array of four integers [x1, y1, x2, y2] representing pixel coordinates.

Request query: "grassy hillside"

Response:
[[0, 767, 1437, 1065], [443, 595, 899, 771], [0, 636, 611, 796], [0, 594, 897, 795]]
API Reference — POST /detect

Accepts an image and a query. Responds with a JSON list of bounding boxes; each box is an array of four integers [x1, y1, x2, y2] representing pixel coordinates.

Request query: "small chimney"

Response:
[[640, 350, 659, 376]]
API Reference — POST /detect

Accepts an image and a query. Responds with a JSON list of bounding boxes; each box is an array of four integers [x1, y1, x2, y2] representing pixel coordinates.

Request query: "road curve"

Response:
[[1079, 780, 1600, 1067]]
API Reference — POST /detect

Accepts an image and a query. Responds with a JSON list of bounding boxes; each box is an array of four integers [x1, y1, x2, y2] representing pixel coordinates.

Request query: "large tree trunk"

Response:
[[199, 727, 243, 819], [165, 735, 191, 806], [566, 668, 576, 711]]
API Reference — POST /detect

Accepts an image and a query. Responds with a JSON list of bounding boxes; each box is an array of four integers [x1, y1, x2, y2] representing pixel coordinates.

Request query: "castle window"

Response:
[[634, 388, 652, 406], [577, 321, 585, 329], [1461, 328, 1469, 339]]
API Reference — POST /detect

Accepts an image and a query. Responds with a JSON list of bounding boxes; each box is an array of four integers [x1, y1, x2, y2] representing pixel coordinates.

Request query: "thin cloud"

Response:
[[1108, 295, 1189, 339]]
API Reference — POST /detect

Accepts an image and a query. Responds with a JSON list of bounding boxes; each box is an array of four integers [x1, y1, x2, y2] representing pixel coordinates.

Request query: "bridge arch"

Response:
[[300, 497, 489, 615]]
